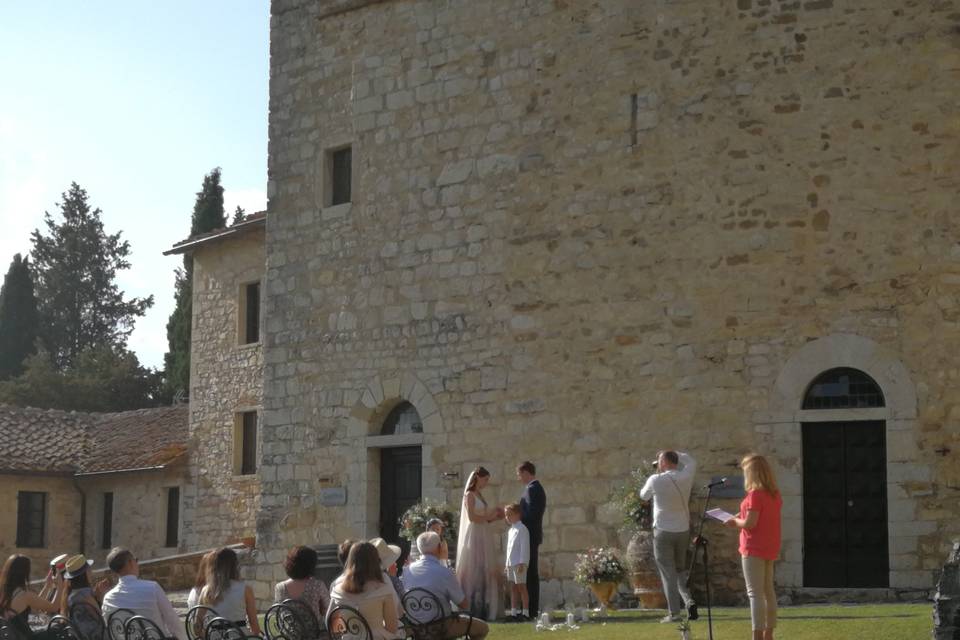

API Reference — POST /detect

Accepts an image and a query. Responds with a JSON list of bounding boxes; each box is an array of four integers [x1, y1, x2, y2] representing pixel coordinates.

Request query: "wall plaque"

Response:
[[320, 487, 347, 506]]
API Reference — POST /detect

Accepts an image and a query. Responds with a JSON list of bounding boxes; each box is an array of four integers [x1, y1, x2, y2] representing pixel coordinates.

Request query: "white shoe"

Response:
[[660, 614, 681, 624]]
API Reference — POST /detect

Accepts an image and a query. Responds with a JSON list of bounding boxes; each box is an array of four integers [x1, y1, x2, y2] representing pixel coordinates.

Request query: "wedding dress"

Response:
[[455, 473, 501, 621]]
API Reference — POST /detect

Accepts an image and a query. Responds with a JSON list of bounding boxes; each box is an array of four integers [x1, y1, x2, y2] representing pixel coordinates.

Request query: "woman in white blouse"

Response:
[[200, 548, 261, 636]]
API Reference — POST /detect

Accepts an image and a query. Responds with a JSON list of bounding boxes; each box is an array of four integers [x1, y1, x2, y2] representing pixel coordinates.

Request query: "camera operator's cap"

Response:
[[50, 553, 69, 569], [64, 554, 94, 579], [369, 537, 401, 569], [425, 518, 444, 530]]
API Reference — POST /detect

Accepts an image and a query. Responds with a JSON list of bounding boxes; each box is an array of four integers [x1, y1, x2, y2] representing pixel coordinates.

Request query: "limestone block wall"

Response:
[[184, 231, 265, 552], [257, 0, 960, 605], [78, 465, 189, 565], [0, 474, 81, 570]]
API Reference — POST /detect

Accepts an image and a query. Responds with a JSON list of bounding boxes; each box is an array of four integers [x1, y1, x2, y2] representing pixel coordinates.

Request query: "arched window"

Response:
[[802, 367, 885, 410], [381, 402, 423, 435]]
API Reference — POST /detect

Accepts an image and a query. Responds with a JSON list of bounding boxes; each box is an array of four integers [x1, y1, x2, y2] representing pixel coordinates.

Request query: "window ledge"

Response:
[[236, 341, 261, 350], [321, 202, 352, 221], [232, 474, 259, 481]]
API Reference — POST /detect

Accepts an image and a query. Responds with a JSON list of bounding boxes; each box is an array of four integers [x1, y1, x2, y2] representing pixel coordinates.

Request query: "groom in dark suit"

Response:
[[517, 461, 546, 618]]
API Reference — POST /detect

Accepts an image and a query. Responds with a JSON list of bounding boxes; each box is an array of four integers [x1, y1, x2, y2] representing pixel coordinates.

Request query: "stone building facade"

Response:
[[166, 215, 267, 554], [0, 406, 189, 567], [174, 0, 960, 606]]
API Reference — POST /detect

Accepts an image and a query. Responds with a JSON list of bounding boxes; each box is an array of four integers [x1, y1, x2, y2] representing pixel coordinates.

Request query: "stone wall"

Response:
[[183, 230, 265, 553], [256, 0, 960, 606], [0, 474, 81, 570], [78, 465, 189, 565]]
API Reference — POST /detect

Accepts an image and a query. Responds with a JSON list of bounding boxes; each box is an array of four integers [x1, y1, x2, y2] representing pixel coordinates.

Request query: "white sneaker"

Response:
[[660, 614, 681, 624]]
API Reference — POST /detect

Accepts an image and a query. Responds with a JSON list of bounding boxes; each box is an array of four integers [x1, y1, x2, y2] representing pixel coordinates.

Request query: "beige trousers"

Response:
[[741, 555, 777, 631]]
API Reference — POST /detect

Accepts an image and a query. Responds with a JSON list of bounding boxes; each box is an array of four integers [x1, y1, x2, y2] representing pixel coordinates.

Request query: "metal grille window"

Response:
[[331, 147, 352, 206], [381, 402, 423, 435], [102, 492, 114, 549], [240, 411, 258, 475], [802, 367, 885, 410], [165, 487, 180, 547], [16, 491, 46, 548]]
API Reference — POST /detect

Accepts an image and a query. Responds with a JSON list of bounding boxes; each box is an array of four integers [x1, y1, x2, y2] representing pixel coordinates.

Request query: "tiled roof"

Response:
[[163, 211, 267, 256], [0, 405, 188, 475]]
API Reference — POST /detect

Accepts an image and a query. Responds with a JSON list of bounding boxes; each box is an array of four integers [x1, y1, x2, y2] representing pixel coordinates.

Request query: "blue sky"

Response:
[[0, 2, 269, 369]]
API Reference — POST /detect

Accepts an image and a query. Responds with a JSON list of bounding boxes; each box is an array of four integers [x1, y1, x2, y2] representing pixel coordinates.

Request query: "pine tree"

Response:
[[0, 254, 40, 379], [163, 168, 227, 397], [30, 183, 153, 370], [232, 206, 246, 225]]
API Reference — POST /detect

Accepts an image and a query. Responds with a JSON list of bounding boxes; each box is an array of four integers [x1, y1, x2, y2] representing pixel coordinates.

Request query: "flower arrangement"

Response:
[[398, 499, 458, 543], [608, 465, 654, 533], [573, 547, 628, 585]]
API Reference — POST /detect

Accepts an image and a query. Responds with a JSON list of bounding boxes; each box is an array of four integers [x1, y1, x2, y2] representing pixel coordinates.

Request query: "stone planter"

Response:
[[589, 581, 619, 608], [627, 530, 668, 610]]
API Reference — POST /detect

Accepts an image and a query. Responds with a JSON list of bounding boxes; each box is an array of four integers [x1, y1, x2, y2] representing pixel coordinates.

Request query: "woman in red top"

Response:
[[724, 454, 782, 640]]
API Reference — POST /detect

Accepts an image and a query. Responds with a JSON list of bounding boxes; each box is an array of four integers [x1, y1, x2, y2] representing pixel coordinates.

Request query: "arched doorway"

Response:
[[801, 368, 889, 587], [378, 402, 423, 561]]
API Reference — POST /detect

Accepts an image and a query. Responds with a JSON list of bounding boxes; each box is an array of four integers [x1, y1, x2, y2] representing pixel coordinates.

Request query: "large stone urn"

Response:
[[589, 581, 619, 609], [626, 530, 667, 610]]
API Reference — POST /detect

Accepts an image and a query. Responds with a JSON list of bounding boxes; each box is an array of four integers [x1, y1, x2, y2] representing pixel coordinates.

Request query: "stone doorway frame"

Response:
[[346, 373, 445, 539], [754, 333, 928, 590]]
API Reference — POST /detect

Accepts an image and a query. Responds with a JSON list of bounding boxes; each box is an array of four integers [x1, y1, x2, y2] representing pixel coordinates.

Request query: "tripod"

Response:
[[688, 484, 717, 640]]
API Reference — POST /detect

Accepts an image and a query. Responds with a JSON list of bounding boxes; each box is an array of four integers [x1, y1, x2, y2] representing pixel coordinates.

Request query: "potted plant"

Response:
[[573, 547, 627, 609], [609, 465, 667, 609], [398, 499, 459, 544]]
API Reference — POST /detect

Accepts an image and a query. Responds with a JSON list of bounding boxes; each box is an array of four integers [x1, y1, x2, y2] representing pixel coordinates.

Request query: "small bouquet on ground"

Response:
[[398, 499, 458, 543], [573, 547, 628, 585]]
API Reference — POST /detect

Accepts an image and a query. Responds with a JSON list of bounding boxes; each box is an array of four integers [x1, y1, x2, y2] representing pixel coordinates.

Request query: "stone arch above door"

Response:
[[768, 333, 917, 420], [348, 372, 443, 438]]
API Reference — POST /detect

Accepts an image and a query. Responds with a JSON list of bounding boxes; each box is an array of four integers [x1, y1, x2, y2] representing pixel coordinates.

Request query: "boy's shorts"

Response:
[[506, 565, 527, 584]]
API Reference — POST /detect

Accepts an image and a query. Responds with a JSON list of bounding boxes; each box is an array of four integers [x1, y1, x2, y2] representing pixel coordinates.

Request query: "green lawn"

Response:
[[486, 604, 930, 639]]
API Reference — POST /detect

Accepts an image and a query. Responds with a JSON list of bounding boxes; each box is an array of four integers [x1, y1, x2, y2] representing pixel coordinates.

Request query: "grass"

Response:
[[485, 603, 930, 639]]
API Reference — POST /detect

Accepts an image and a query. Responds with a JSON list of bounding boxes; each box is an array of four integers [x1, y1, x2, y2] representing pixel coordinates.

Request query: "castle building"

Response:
[[171, 0, 959, 606]]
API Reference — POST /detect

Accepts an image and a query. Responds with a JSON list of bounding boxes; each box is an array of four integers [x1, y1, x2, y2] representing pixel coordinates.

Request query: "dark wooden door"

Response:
[[380, 447, 422, 564], [803, 421, 889, 587]]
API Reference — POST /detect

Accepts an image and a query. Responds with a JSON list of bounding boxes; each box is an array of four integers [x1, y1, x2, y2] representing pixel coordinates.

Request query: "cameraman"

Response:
[[639, 450, 697, 623]]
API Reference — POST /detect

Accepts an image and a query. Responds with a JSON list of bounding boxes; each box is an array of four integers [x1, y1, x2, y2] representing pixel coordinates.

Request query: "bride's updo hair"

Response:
[[466, 466, 490, 492]]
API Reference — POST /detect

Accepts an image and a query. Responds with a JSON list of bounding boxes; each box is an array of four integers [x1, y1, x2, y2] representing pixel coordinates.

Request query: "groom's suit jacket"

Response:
[[520, 479, 547, 546]]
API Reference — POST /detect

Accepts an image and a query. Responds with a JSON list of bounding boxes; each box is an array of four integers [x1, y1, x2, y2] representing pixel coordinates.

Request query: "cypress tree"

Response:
[[0, 254, 40, 379], [163, 167, 226, 397]]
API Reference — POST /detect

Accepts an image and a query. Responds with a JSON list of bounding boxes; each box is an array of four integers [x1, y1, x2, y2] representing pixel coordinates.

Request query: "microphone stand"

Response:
[[689, 483, 717, 640]]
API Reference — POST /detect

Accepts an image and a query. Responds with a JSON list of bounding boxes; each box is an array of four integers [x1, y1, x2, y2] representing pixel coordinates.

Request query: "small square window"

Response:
[[239, 282, 260, 345], [16, 491, 46, 548], [330, 147, 352, 206], [235, 411, 258, 476]]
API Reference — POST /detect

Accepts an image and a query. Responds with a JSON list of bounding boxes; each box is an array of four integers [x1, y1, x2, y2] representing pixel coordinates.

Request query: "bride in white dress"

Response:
[[455, 466, 503, 621]]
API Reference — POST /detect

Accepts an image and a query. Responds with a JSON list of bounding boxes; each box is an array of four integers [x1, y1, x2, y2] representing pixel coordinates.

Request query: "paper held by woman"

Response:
[[706, 508, 735, 523]]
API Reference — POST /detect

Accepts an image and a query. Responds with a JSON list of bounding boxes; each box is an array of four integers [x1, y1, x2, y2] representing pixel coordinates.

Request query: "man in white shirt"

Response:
[[402, 532, 488, 639], [639, 450, 697, 623], [101, 548, 188, 640]]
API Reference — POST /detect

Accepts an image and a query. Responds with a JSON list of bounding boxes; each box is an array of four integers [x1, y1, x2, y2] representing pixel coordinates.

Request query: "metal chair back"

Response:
[[400, 589, 460, 640], [0, 617, 19, 640], [203, 617, 247, 640], [184, 606, 218, 640], [122, 615, 166, 640], [264, 600, 321, 640], [68, 601, 106, 640], [48, 615, 82, 640], [325, 605, 372, 640], [106, 609, 136, 640]]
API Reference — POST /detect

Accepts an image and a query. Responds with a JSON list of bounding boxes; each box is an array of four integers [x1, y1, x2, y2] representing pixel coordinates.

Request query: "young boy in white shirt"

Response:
[[504, 503, 531, 621]]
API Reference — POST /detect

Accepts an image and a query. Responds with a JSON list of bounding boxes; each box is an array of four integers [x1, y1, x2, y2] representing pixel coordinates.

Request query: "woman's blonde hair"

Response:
[[741, 454, 779, 496], [200, 547, 240, 606]]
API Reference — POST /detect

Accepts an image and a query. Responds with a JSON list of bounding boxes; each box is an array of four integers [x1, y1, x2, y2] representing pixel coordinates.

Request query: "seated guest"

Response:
[[327, 542, 402, 640], [101, 548, 188, 640], [330, 539, 357, 590], [0, 554, 68, 640], [274, 546, 330, 623], [369, 538, 403, 602], [199, 548, 261, 636], [63, 554, 110, 639], [402, 533, 488, 640], [187, 550, 216, 609], [407, 519, 445, 564]]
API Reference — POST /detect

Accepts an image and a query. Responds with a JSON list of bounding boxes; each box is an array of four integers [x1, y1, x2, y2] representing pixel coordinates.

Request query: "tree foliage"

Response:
[[0, 346, 163, 412], [0, 254, 40, 379], [163, 167, 227, 398], [30, 183, 153, 370]]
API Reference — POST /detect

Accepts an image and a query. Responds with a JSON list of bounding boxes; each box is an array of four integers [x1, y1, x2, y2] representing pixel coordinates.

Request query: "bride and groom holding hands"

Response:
[[454, 461, 546, 622]]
